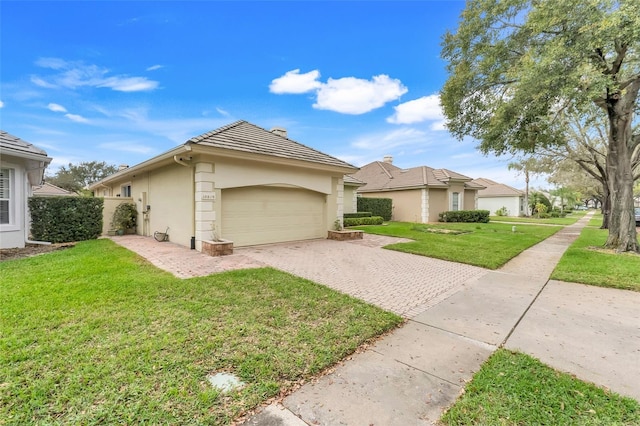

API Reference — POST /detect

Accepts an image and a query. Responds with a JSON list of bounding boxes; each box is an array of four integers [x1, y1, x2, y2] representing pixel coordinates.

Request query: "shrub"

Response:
[[344, 212, 373, 218], [495, 206, 509, 216], [111, 203, 138, 231], [357, 198, 392, 221], [438, 210, 490, 223], [29, 196, 103, 243], [344, 216, 384, 226]]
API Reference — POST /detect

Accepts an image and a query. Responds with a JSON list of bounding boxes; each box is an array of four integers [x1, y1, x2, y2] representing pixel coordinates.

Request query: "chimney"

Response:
[[271, 127, 287, 138], [383, 155, 393, 164], [118, 164, 129, 171]]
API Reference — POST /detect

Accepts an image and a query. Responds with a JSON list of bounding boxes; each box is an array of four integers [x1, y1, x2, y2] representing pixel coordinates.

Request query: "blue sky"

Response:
[[1, 1, 545, 188]]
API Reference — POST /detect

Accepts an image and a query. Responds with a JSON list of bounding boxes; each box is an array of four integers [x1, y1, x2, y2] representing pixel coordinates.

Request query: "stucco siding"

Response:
[[343, 186, 357, 214], [464, 190, 477, 211], [429, 189, 448, 222], [361, 190, 423, 223], [478, 196, 522, 217]]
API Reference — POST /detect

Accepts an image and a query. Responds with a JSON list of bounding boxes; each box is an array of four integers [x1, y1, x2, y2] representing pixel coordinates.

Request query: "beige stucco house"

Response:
[[348, 156, 484, 223], [89, 121, 357, 250], [0, 130, 52, 248], [472, 177, 525, 217]]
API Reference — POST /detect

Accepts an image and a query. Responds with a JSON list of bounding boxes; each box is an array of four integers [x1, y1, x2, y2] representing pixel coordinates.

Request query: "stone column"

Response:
[[194, 162, 216, 251]]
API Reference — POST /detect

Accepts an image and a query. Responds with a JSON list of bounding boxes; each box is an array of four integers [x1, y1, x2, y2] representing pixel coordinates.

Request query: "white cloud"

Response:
[[215, 107, 230, 117], [0, 100, 4, 108], [35, 57, 68, 70], [31, 76, 58, 89], [270, 70, 408, 115], [314, 75, 408, 115], [32, 57, 159, 93], [47, 103, 68, 113], [269, 69, 322, 94], [387, 94, 446, 129], [146, 64, 164, 71], [65, 113, 89, 123], [98, 76, 158, 92]]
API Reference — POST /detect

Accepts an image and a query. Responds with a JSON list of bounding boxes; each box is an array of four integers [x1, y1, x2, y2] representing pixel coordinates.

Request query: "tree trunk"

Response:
[[600, 184, 610, 229], [524, 170, 530, 217], [604, 105, 638, 252]]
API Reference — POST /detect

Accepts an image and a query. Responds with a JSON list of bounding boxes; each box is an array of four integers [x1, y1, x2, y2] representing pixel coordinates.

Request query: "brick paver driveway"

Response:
[[239, 235, 486, 318]]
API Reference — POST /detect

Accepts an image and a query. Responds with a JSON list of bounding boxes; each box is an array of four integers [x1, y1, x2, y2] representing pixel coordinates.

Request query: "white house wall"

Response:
[[0, 160, 28, 248], [478, 196, 522, 217]]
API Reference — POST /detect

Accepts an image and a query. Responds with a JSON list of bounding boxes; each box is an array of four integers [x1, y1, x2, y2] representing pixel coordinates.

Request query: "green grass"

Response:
[[353, 221, 560, 269], [489, 212, 584, 226], [588, 212, 605, 227], [551, 227, 640, 291], [0, 239, 402, 425], [441, 349, 640, 425]]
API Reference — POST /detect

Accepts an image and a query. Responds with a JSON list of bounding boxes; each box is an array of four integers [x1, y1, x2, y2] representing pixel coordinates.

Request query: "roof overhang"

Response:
[[0, 148, 52, 186]]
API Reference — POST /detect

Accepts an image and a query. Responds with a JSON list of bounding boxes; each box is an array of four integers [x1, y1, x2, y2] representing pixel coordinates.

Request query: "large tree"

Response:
[[47, 161, 118, 193], [441, 0, 640, 252]]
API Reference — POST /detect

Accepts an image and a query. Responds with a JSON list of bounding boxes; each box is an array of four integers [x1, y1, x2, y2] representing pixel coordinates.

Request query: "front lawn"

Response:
[[353, 221, 560, 269], [551, 226, 640, 291], [441, 349, 640, 425], [0, 239, 402, 424]]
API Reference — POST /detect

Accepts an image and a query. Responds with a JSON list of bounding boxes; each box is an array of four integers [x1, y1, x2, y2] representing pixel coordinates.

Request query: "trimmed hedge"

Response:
[[344, 216, 384, 226], [29, 197, 104, 243], [438, 209, 490, 223], [357, 198, 392, 221], [344, 212, 373, 218]]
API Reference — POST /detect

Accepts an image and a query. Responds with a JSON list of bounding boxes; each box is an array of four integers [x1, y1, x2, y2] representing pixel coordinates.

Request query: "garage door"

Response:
[[222, 186, 326, 247]]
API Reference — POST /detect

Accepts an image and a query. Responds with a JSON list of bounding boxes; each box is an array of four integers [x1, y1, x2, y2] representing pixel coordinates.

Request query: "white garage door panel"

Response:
[[222, 187, 326, 246]]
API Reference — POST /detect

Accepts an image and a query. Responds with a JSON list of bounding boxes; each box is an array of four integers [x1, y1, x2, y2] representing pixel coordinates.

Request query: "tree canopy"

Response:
[[47, 161, 118, 193], [441, 0, 640, 252]]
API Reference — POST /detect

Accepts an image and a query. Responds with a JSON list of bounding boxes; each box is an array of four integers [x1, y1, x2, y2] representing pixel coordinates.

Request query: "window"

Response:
[[121, 184, 131, 198], [0, 168, 11, 224], [452, 192, 459, 211]]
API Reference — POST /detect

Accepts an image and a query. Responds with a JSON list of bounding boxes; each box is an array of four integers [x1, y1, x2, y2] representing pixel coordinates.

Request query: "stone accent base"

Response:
[[202, 240, 234, 256], [328, 230, 364, 241]]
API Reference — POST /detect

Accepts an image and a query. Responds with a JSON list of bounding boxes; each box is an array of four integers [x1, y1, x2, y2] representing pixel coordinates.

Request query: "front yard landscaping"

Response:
[[551, 225, 640, 292], [0, 239, 402, 424], [353, 221, 560, 269], [441, 349, 640, 425], [489, 211, 584, 226]]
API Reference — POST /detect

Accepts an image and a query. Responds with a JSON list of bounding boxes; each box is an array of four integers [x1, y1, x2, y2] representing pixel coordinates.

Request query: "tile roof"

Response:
[[188, 120, 356, 170], [349, 161, 476, 192], [33, 182, 77, 196], [0, 130, 49, 158], [472, 178, 524, 197]]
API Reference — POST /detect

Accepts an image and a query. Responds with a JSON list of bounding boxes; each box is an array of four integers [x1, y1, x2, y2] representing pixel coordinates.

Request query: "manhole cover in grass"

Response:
[[206, 372, 245, 393]]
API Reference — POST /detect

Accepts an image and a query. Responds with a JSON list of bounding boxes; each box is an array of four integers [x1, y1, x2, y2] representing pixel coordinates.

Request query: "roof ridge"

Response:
[[375, 161, 394, 179], [187, 120, 246, 143]]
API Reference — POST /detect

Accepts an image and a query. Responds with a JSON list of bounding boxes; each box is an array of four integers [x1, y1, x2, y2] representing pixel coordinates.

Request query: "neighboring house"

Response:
[[0, 130, 52, 248], [472, 178, 525, 217], [89, 120, 357, 250], [32, 182, 77, 197], [349, 156, 484, 223]]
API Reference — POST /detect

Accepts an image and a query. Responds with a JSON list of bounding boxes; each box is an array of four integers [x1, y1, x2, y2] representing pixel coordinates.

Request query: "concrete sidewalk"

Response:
[[244, 212, 640, 425]]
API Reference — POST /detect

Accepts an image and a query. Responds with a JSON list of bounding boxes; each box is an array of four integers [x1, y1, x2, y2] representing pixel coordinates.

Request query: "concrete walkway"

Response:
[[242, 213, 640, 425]]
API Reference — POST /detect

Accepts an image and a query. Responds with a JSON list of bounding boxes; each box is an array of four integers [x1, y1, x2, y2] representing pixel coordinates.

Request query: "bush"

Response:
[[343, 216, 384, 226], [357, 198, 392, 221], [344, 212, 373, 218], [29, 197, 103, 243], [111, 202, 138, 231], [495, 206, 509, 216], [438, 210, 490, 223]]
